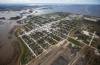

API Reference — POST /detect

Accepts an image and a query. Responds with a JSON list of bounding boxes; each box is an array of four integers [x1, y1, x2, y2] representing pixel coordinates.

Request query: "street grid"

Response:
[[16, 13, 98, 65]]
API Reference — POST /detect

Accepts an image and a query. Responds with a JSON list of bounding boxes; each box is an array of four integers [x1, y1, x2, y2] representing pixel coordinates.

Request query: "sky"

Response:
[[0, 0, 100, 4]]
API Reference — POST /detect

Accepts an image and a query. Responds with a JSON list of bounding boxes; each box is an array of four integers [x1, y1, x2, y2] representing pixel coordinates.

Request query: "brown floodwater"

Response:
[[0, 11, 21, 65]]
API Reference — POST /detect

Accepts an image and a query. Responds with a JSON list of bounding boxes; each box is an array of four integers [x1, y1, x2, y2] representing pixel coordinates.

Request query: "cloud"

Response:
[[0, 0, 99, 4], [0, 0, 32, 3]]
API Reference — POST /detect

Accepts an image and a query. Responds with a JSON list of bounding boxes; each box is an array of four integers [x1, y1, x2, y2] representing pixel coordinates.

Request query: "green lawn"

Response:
[[68, 37, 82, 47]]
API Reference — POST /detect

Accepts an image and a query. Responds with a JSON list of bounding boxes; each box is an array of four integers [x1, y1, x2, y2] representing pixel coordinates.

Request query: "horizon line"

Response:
[[0, 3, 100, 5]]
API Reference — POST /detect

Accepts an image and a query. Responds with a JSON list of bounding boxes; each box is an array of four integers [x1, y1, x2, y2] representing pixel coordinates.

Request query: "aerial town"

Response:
[[14, 10, 100, 65], [0, 3, 100, 65]]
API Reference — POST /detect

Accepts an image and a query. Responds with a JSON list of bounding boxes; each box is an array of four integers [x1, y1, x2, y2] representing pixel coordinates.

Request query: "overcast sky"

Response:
[[0, 0, 100, 4]]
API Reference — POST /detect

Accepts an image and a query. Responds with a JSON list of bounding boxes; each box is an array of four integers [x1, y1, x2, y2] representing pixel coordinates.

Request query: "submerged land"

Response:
[[0, 4, 100, 65]]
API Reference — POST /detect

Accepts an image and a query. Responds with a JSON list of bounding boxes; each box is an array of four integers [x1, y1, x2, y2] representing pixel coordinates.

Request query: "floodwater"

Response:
[[0, 11, 20, 65]]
